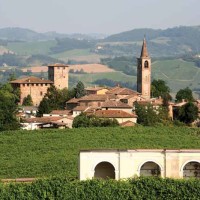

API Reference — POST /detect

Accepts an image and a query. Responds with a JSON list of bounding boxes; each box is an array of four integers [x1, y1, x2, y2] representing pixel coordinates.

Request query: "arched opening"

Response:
[[94, 162, 115, 179], [183, 161, 200, 179], [140, 161, 161, 177], [144, 60, 149, 68]]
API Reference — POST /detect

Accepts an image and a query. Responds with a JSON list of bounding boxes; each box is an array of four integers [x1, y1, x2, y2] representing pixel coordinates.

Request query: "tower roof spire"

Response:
[[140, 36, 149, 58]]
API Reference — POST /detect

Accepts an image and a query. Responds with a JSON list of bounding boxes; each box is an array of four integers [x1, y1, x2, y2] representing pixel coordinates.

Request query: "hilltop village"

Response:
[[9, 38, 200, 130]]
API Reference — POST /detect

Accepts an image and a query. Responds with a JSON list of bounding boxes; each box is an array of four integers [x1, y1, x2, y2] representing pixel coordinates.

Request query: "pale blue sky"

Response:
[[0, 0, 199, 34]]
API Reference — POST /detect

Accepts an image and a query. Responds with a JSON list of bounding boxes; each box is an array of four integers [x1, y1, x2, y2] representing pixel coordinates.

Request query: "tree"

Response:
[[75, 81, 86, 98], [72, 113, 91, 128], [22, 95, 33, 106], [151, 79, 171, 99], [0, 84, 19, 131], [177, 102, 198, 124], [72, 113, 119, 128], [37, 98, 51, 117], [135, 102, 169, 126], [175, 87, 194, 102], [37, 85, 76, 116]]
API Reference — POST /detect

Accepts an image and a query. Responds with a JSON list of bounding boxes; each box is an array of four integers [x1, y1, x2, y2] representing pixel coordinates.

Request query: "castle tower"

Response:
[[137, 37, 151, 99], [48, 63, 69, 89]]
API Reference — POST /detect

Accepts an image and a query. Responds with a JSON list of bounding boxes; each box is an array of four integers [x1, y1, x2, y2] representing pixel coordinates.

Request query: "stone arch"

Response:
[[181, 160, 200, 179], [139, 161, 161, 177], [144, 60, 149, 68], [94, 161, 115, 179]]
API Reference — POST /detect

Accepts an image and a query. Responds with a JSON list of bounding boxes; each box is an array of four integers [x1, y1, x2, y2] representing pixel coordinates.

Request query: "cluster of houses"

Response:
[[13, 38, 200, 130]]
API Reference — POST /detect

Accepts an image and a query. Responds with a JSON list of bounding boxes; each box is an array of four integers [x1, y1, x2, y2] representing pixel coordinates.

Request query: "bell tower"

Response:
[[137, 37, 151, 99]]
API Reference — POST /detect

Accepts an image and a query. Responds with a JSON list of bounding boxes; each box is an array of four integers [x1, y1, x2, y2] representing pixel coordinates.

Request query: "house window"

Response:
[[36, 84, 39, 86], [40, 91, 43, 96]]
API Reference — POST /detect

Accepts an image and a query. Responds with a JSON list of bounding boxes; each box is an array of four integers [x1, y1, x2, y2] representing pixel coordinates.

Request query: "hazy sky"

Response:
[[0, 0, 200, 34]]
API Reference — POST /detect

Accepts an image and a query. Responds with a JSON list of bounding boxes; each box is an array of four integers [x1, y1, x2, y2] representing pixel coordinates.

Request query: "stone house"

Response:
[[90, 110, 137, 124], [85, 86, 109, 95]]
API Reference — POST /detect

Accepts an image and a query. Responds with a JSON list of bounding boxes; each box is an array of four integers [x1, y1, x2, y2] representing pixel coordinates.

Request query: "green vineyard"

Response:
[[0, 126, 200, 179]]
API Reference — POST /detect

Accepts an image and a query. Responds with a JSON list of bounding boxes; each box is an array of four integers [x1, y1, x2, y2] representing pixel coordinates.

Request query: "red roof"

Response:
[[66, 98, 80, 103], [120, 120, 136, 127], [79, 94, 116, 102], [94, 110, 137, 118], [10, 76, 53, 84], [50, 110, 71, 115], [101, 100, 132, 108], [106, 87, 139, 95], [23, 117, 63, 123]]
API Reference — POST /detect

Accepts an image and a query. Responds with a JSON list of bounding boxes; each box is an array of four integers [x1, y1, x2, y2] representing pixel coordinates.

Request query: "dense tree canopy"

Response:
[[37, 85, 75, 117], [22, 95, 33, 106], [0, 83, 19, 131], [176, 102, 198, 124], [72, 113, 119, 128], [175, 87, 194, 102], [135, 102, 169, 126], [151, 79, 171, 99], [75, 81, 86, 98]]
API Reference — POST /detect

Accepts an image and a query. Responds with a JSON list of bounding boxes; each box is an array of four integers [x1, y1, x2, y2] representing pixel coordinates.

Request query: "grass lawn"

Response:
[[0, 126, 199, 179]]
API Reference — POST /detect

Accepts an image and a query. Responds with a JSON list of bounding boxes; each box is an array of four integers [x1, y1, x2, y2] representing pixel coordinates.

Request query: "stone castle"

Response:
[[11, 64, 69, 106]]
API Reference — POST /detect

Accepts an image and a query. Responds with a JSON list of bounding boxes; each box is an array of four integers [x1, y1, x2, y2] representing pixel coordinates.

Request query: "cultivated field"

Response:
[[0, 126, 199, 179]]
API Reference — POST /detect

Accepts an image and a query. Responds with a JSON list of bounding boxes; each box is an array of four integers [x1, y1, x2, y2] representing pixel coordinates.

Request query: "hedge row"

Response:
[[0, 177, 200, 200]]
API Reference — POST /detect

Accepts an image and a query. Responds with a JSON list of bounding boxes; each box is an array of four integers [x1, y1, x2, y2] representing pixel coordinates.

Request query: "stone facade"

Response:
[[137, 38, 151, 99], [19, 83, 52, 106], [11, 63, 69, 106], [79, 149, 200, 180], [48, 64, 69, 89]]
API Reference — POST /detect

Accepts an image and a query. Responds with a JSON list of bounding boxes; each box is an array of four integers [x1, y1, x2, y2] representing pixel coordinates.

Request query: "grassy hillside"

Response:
[[7, 40, 56, 55], [152, 59, 200, 95], [0, 126, 199, 179]]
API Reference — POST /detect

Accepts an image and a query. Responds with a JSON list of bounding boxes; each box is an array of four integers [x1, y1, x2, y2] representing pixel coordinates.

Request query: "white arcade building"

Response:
[[79, 149, 200, 180]]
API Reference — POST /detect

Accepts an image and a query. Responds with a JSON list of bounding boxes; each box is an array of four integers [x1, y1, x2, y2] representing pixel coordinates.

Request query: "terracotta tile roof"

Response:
[[94, 110, 137, 118], [73, 105, 89, 111], [106, 87, 139, 95], [66, 98, 80, 103], [23, 117, 63, 123], [50, 110, 71, 115], [120, 120, 136, 127], [10, 76, 53, 84], [48, 63, 69, 67], [21, 106, 38, 111], [102, 100, 132, 108], [79, 94, 116, 102]]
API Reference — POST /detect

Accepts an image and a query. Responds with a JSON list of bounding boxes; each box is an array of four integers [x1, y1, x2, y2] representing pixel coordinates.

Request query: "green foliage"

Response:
[[22, 95, 33, 106], [101, 56, 137, 76], [1, 177, 200, 199], [151, 79, 171, 99], [0, 83, 19, 131], [75, 81, 86, 98], [176, 102, 199, 124], [72, 113, 119, 128], [135, 103, 169, 126], [176, 87, 194, 102], [50, 38, 95, 54], [0, 127, 199, 178], [37, 85, 75, 116]]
